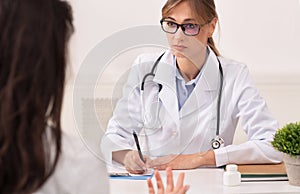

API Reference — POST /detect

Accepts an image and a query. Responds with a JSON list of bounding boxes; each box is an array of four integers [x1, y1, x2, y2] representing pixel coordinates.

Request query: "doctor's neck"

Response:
[[176, 50, 206, 81]]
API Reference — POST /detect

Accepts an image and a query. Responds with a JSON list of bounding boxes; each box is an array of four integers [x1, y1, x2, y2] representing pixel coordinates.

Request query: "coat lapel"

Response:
[[152, 51, 180, 126]]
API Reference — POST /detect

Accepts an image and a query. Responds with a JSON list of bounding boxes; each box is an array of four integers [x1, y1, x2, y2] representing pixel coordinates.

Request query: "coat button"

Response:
[[172, 131, 178, 137]]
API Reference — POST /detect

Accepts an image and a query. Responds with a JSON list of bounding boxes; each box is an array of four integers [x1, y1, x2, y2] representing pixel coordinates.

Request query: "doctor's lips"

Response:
[[172, 45, 187, 51]]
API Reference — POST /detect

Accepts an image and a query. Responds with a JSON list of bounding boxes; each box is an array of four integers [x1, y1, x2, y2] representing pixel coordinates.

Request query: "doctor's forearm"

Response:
[[196, 150, 216, 167]]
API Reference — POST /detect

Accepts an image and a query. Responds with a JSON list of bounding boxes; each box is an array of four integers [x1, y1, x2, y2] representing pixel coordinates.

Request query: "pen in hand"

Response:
[[133, 130, 145, 163]]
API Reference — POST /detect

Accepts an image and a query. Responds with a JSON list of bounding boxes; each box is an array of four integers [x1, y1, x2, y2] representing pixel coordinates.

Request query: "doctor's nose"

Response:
[[169, 29, 186, 43], [172, 27, 185, 40]]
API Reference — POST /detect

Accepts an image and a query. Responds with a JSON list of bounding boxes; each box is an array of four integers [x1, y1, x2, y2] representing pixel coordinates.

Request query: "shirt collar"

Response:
[[175, 47, 210, 85]]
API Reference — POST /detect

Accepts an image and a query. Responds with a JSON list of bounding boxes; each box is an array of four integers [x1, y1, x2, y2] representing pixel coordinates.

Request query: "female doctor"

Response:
[[101, 0, 282, 174]]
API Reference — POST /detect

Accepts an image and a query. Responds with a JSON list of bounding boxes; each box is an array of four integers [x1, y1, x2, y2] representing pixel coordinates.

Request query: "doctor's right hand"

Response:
[[112, 150, 151, 174], [123, 150, 151, 174]]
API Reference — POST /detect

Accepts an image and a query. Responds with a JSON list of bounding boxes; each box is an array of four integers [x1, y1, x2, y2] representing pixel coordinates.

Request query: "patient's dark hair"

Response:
[[0, 0, 73, 193]]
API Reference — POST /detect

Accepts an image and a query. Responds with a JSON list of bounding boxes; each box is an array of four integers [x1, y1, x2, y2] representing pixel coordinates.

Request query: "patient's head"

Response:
[[0, 0, 73, 193]]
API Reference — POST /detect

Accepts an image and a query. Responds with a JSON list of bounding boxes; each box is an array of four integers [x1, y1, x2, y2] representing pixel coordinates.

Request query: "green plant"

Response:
[[271, 122, 300, 157]]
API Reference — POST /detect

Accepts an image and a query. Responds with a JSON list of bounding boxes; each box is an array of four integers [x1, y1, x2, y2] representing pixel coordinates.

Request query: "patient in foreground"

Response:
[[0, 0, 188, 193]]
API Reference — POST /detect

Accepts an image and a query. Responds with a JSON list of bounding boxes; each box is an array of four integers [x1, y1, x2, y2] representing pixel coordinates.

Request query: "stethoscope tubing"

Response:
[[216, 58, 223, 136]]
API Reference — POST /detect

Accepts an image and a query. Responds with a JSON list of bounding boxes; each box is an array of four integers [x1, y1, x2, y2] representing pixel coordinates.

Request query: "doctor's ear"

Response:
[[207, 17, 218, 37]]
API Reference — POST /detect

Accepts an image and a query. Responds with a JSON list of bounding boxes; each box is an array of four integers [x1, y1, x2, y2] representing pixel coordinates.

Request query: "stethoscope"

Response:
[[141, 52, 225, 149]]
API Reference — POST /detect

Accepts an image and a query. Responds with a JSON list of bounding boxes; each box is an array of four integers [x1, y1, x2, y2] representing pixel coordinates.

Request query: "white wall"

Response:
[[68, 0, 300, 76], [216, 0, 300, 76], [62, 0, 300, 140]]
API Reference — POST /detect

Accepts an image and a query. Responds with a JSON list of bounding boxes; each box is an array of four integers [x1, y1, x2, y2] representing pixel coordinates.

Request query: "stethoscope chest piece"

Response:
[[211, 136, 225, 149]]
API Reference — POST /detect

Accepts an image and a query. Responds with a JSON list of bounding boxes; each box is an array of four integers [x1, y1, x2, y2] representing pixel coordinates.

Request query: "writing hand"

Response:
[[124, 150, 151, 174]]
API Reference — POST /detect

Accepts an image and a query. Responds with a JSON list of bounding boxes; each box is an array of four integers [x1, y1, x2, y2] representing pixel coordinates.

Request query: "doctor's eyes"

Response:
[[166, 21, 177, 28], [165, 21, 198, 29], [160, 19, 201, 36], [184, 23, 198, 29]]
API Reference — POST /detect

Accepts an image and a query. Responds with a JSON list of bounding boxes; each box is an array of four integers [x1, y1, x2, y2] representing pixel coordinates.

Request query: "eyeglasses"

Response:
[[160, 19, 206, 36]]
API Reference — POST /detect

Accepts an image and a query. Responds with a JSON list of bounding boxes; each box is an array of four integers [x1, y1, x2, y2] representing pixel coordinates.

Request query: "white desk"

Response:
[[109, 168, 300, 194]]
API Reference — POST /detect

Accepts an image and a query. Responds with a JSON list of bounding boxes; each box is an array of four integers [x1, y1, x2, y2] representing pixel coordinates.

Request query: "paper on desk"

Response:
[[107, 162, 129, 176], [108, 162, 154, 180], [129, 168, 154, 176]]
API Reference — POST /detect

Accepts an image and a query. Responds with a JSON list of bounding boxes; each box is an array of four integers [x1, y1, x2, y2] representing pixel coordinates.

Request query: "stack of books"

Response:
[[238, 163, 288, 182]]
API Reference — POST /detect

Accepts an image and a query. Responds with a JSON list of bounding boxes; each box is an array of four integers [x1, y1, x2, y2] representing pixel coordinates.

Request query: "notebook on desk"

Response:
[[238, 163, 288, 182]]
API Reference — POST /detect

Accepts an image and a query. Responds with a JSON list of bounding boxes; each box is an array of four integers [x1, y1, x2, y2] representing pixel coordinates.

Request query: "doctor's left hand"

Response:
[[148, 151, 216, 170]]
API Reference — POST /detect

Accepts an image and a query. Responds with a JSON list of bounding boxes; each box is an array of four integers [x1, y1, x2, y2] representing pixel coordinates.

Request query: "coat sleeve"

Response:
[[214, 65, 283, 167], [101, 55, 145, 164]]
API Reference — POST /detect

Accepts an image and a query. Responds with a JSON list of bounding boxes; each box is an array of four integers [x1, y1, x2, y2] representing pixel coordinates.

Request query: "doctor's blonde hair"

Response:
[[162, 0, 220, 56]]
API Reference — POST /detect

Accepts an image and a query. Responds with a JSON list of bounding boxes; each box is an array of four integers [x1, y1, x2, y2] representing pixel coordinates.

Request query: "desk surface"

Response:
[[109, 168, 300, 194]]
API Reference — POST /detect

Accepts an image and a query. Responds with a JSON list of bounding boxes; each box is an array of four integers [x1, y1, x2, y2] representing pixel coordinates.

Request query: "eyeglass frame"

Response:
[[160, 19, 209, 36]]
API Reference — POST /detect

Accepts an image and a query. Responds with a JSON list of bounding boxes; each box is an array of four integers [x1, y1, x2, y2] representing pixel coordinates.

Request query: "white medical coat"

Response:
[[101, 48, 282, 167]]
